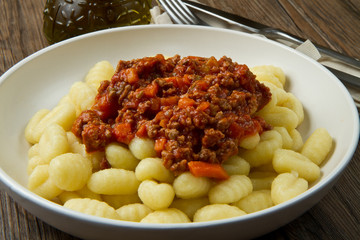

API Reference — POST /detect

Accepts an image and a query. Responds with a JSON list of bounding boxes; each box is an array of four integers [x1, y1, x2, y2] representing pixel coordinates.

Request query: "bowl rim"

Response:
[[0, 24, 359, 230]]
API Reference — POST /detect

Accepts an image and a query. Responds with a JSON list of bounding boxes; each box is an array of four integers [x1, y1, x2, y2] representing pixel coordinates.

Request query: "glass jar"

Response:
[[43, 0, 152, 44]]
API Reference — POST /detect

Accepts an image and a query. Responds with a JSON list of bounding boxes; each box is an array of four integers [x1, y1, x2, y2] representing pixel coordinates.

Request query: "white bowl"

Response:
[[0, 25, 358, 240]]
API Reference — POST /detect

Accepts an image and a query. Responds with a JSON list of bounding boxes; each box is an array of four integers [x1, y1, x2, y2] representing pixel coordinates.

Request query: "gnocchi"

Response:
[[87, 168, 140, 195], [49, 153, 92, 191], [233, 190, 273, 213], [173, 172, 212, 199], [64, 198, 120, 220], [28, 165, 63, 200], [273, 149, 320, 182], [84, 60, 114, 89], [140, 208, 190, 223], [105, 142, 139, 170], [138, 180, 175, 210], [208, 175, 252, 204], [135, 157, 174, 183], [116, 203, 153, 222], [301, 128, 332, 165], [271, 172, 308, 205], [24, 61, 333, 223], [193, 204, 246, 222]]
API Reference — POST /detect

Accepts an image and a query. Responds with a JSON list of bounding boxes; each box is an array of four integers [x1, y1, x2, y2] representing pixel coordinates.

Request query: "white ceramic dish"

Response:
[[0, 25, 358, 240]]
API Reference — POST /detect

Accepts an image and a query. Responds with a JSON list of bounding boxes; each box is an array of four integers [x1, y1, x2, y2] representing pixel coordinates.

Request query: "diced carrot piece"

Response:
[[154, 138, 167, 153], [149, 97, 161, 111], [165, 76, 191, 89], [93, 94, 118, 120], [197, 102, 210, 111], [159, 119, 168, 128], [164, 77, 178, 86], [206, 56, 219, 68], [154, 111, 165, 121], [188, 161, 229, 180], [182, 74, 192, 86], [160, 96, 179, 106], [143, 82, 159, 97], [195, 80, 209, 90], [235, 64, 249, 76], [136, 124, 147, 137], [178, 97, 195, 109], [123, 68, 139, 84], [113, 122, 134, 145]]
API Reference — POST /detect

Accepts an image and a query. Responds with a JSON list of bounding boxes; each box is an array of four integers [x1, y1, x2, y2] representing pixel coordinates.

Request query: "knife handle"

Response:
[[265, 27, 360, 88], [261, 28, 360, 69], [183, 0, 360, 70], [326, 66, 360, 89]]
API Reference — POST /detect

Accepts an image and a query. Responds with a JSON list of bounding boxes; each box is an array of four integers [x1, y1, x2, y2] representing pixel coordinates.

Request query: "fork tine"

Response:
[[158, 0, 188, 25], [171, 0, 199, 25], [158, 0, 205, 25]]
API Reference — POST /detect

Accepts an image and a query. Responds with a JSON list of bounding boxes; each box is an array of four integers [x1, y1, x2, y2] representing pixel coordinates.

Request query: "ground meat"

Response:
[[71, 110, 100, 137], [72, 110, 113, 152], [81, 122, 112, 152], [99, 157, 111, 170], [71, 54, 272, 175], [202, 128, 225, 148]]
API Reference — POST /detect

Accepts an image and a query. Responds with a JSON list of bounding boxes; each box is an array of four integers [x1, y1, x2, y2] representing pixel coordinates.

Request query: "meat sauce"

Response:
[[72, 54, 272, 175]]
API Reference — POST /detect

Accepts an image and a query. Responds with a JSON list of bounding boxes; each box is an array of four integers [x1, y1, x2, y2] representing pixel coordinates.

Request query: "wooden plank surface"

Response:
[[199, 0, 360, 59], [1, 0, 360, 239]]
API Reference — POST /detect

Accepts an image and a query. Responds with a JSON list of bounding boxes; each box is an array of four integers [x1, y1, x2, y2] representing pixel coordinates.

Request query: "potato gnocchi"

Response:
[[25, 60, 333, 223]]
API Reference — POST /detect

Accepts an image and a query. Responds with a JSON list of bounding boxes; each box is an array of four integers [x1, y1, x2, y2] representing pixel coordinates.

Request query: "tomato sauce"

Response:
[[72, 54, 272, 175]]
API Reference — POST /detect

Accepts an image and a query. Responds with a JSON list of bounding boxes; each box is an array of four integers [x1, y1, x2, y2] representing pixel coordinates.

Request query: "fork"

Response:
[[157, 0, 208, 26], [158, 0, 309, 46], [157, 0, 360, 89]]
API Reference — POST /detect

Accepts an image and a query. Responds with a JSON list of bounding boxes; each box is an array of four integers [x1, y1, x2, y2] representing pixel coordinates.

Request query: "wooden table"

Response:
[[1, 0, 359, 239]]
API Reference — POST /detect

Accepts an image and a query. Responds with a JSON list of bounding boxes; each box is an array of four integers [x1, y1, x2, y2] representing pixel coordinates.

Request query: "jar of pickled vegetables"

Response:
[[43, 0, 153, 44]]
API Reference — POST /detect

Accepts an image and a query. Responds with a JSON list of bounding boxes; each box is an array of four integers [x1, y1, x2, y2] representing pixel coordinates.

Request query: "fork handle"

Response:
[[261, 28, 360, 69]]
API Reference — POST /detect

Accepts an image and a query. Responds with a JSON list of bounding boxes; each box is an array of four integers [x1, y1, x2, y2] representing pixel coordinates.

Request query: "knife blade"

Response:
[[182, 0, 360, 89]]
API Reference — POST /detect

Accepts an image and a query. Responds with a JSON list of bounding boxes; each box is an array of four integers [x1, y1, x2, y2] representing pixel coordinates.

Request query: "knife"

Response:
[[182, 0, 360, 89]]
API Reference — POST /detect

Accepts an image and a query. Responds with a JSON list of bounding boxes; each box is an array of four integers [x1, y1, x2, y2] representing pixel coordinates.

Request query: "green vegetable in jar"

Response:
[[43, 0, 152, 44]]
